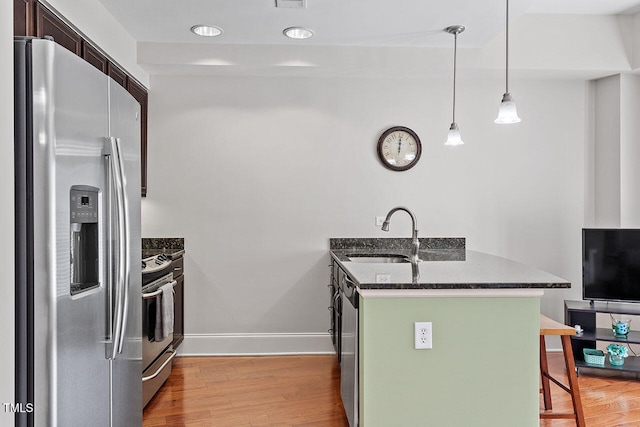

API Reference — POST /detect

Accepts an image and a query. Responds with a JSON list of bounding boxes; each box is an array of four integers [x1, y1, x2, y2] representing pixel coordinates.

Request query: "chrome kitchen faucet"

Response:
[[381, 206, 419, 263]]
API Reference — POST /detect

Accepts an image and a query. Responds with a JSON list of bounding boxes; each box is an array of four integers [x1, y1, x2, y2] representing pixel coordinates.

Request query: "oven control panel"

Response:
[[142, 254, 172, 280]]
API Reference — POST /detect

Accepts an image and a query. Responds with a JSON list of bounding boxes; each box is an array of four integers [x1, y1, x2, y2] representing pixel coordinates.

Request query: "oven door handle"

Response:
[[142, 280, 178, 299]]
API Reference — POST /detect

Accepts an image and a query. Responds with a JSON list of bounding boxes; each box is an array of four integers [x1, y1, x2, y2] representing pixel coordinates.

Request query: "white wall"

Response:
[[620, 74, 640, 226], [591, 73, 640, 227], [142, 74, 586, 354], [593, 75, 622, 226], [1, 0, 15, 424]]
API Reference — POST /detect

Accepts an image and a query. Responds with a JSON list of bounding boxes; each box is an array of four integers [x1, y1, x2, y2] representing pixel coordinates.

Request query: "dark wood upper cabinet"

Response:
[[14, 0, 36, 36], [107, 62, 128, 90], [35, 3, 82, 56], [127, 79, 149, 197], [82, 43, 108, 73]]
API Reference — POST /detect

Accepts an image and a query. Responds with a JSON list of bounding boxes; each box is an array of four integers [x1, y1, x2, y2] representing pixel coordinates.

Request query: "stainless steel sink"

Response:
[[346, 254, 409, 263]]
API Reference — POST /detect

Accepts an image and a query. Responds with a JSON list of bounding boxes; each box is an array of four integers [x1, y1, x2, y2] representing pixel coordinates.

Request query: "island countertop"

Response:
[[331, 238, 559, 425], [330, 237, 570, 293]]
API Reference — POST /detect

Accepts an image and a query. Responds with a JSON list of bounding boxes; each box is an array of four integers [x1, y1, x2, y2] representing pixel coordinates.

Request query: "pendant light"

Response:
[[445, 25, 465, 146], [495, 0, 521, 124]]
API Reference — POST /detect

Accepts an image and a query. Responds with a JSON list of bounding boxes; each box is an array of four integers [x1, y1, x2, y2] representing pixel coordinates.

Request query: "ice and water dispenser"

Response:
[[70, 186, 99, 295]]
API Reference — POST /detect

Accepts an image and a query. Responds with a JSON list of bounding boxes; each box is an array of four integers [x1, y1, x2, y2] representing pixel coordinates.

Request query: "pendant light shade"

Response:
[[495, 0, 521, 124], [446, 123, 463, 146], [445, 25, 465, 146], [495, 93, 520, 124]]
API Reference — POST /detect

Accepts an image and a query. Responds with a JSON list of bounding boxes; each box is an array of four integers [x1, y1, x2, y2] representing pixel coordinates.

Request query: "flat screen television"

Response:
[[583, 228, 640, 303]]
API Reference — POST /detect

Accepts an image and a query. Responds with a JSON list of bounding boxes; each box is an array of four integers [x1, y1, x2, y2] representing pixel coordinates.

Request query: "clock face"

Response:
[[377, 126, 422, 171]]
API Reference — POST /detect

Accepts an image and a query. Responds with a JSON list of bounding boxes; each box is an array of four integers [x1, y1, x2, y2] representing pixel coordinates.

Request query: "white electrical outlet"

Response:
[[375, 216, 385, 226], [414, 322, 432, 350]]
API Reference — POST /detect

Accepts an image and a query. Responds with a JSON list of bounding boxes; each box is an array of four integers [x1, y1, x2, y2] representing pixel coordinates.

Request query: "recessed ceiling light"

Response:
[[190, 25, 223, 37], [283, 27, 313, 40]]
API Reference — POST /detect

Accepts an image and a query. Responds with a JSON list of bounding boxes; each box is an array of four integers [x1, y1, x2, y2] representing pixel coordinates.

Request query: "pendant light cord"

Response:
[[505, 0, 509, 94], [452, 31, 458, 123], [445, 25, 464, 129]]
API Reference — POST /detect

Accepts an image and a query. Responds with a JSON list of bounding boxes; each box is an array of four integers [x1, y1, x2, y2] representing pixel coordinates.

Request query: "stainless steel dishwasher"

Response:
[[340, 272, 359, 427]]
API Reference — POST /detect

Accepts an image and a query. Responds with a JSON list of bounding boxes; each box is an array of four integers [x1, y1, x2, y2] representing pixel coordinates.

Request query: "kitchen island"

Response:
[[329, 238, 570, 427]]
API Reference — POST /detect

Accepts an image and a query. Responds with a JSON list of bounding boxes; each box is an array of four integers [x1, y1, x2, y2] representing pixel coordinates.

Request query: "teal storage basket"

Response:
[[583, 348, 605, 365]]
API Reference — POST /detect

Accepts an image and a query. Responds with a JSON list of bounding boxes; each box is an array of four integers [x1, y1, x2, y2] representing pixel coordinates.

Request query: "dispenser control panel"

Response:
[[70, 188, 98, 223], [70, 186, 99, 295]]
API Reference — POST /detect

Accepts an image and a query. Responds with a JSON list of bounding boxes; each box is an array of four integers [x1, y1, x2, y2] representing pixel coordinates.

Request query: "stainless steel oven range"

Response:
[[141, 254, 177, 407]]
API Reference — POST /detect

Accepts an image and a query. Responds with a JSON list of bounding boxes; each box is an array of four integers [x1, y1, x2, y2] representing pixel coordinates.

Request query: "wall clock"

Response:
[[376, 126, 422, 171]]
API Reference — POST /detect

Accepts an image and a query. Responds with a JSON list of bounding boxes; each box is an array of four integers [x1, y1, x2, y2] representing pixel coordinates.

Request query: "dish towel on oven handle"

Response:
[[154, 282, 175, 341]]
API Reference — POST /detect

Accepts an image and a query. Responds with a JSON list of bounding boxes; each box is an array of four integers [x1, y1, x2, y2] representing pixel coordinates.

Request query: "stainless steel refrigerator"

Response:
[[14, 38, 142, 426]]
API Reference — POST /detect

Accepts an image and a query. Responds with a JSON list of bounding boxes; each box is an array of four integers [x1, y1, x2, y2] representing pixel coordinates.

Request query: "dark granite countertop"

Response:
[[142, 237, 185, 259], [330, 238, 571, 291], [142, 248, 185, 259]]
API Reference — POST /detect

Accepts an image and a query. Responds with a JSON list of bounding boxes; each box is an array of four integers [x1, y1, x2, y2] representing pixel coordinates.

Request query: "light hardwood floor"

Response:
[[143, 355, 348, 426], [143, 353, 640, 426], [541, 353, 640, 427]]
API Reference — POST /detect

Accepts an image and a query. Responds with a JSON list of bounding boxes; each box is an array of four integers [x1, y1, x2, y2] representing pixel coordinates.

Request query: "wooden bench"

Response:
[[539, 314, 586, 426]]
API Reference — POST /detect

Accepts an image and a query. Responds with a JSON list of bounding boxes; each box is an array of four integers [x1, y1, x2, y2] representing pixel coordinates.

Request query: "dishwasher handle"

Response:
[[343, 276, 358, 299]]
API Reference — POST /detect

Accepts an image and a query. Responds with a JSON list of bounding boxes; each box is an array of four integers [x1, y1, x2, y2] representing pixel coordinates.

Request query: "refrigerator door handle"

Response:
[[105, 136, 130, 360], [104, 137, 116, 358], [114, 137, 131, 356]]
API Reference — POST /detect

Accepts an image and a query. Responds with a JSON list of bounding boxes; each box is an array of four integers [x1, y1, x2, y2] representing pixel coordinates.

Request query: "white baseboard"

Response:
[[178, 332, 336, 356]]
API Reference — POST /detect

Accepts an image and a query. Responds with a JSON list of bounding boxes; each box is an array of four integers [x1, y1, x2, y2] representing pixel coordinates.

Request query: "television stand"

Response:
[[565, 300, 640, 375]]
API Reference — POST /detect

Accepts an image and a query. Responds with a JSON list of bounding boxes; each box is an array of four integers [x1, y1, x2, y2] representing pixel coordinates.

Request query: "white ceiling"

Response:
[[98, 0, 640, 48], [527, 0, 640, 15], [97, 0, 640, 80]]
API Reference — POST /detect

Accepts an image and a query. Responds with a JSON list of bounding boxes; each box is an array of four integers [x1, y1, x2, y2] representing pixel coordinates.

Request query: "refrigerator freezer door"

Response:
[[30, 40, 111, 426], [108, 79, 143, 426]]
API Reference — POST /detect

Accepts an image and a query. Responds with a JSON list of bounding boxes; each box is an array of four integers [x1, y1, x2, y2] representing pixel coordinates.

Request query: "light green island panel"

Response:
[[359, 296, 540, 427]]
